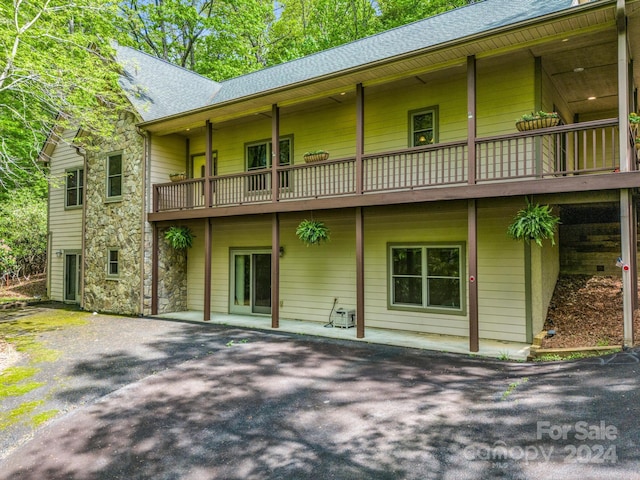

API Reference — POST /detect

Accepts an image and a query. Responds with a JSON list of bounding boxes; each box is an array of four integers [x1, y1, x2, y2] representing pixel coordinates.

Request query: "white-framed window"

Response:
[[107, 248, 119, 278], [65, 167, 83, 208], [106, 153, 122, 200], [409, 107, 438, 147], [389, 243, 464, 313], [245, 136, 292, 190]]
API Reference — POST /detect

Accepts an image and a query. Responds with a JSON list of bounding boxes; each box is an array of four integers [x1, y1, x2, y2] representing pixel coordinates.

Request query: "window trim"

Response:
[[408, 106, 439, 147], [387, 242, 466, 316], [244, 135, 293, 171], [64, 167, 84, 209], [106, 248, 120, 280], [106, 152, 123, 202]]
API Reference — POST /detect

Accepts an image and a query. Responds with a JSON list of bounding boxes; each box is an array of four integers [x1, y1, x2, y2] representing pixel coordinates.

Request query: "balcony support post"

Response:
[[204, 218, 212, 321], [151, 222, 158, 315], [272, 104, 280, 202], [468, 199, 479, 352], [205, 120, 213, 207], [621, 189, 636, 347], [356, 206, 365, 338], [271, 213, 280, 328], [618, 0, 631, 172], [356, 83, 364, 194], [467, 55, 476, 184]]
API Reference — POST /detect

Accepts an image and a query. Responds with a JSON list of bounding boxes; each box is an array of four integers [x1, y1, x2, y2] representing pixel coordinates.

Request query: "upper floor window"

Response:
[[106, 153, 122, 200], [246, 136, 292, 171], [246, 136, 292, 190], [389, 243, 464, 313], [65, 168, 83, 208], [410, 107, 438, 147]]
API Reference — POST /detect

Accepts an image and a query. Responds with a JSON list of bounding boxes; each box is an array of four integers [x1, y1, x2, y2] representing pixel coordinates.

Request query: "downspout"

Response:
[[136, 125, 150, 316]]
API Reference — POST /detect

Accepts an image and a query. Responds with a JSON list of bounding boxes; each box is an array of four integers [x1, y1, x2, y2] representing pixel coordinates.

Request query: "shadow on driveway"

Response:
[[1, 311, 639, 479]]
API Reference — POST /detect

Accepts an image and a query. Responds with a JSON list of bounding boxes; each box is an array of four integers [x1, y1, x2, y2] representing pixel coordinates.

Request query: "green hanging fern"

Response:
[[296, 219, 330, 246], [507, 202, 560, 247], [164, 226, 194, 250]]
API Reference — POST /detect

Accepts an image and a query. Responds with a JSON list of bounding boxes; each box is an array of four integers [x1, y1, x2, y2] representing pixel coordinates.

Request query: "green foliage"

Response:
[[296, 219, 330, 246], [0, 188, 47, 276], [164, 226, 194, 250], [1, 0, 127, 187], [507, 201, 560, 247], [269, 0, 378, 64], [629, 112, 640, 124], [376, 0, 472, 30], [518, 111, 560, 122], [117, 0, 476, 81]]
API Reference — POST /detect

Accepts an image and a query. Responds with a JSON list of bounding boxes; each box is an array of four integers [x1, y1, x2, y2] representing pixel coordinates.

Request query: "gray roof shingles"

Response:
[[115, 45, 221, 122], [213, 0, 576, 105], [118, 0, 578, 121]]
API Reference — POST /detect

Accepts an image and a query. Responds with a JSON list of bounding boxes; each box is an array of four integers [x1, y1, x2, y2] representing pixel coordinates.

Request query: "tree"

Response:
[[0, 187, 48, 277], [0, 0, 127, 191], [268, 0, 378, 65], [376, 0, 474, 30], [118, 0, 276, 81]]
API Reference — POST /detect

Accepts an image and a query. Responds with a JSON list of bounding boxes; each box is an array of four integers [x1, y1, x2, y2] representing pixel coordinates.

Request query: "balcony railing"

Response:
[[153, 119, 622, 213]]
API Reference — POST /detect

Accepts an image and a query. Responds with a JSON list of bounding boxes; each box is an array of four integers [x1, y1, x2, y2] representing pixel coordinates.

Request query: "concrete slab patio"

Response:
[[1, 308, 639, 479], [155, 311, 532, 360]]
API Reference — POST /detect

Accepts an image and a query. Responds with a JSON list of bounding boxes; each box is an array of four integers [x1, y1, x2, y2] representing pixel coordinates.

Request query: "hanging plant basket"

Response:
[[169, 172, 187, 182], [164, 226, 194, 250], [303, 151, 329, 163], [515, 112, 560, 131], [507, 201, 560, 247], [296, 219, 330, 246]]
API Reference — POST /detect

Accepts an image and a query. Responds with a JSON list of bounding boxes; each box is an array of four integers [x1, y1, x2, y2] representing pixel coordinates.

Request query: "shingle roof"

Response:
[[114, 45, 222, 121], [212, 0, 577, 105], [124, 0, 581, 121]]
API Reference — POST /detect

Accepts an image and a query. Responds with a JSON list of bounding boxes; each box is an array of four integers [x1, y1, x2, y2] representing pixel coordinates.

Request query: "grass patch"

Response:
[[533, 348, 622, 362], [501, 377, 529, 401], [0, 309, 91, 431], [0, 401, 44, 430], [30, 409, 59, 427]]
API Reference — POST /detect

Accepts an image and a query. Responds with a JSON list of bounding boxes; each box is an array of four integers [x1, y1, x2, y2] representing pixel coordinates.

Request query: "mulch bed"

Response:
[[542, 275, 640, 348]]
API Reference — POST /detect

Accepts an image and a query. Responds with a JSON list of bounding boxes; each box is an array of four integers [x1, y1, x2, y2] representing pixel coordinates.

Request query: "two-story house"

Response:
[[46, 0, 640, 355]]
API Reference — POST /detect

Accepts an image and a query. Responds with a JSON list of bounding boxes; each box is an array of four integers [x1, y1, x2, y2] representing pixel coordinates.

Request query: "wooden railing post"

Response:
[[467, 55, 476, 185], [356, 83, 364, 194], [272, 104, 280, 202]]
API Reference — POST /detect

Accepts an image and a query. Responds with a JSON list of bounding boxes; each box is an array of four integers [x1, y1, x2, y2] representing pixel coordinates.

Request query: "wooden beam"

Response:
[[271, 104, 280, 202], [204, 218, 212, 321], [467, 56, 476, 185], [151, 222, 158, 315], [271, 213, 280, 328], [617, 0, 631, 172], [148, 171, 640, 222], [468, 200, 479, 352], [356, 84, 364, 195], [356, 206, 365, 338], [205, 121, 213, 207]]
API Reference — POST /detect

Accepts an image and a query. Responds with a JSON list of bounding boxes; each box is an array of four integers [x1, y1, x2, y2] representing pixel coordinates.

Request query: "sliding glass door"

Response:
[[230, 250, 271, 314]]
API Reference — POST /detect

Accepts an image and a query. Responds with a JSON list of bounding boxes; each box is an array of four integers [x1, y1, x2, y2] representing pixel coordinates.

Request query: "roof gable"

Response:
[[114, 45, 222, 122]]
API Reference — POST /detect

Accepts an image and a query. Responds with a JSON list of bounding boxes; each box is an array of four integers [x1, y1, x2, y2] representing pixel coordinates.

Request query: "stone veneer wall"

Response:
[[155, 226, 188, 314], [83, 111, 144, 315]]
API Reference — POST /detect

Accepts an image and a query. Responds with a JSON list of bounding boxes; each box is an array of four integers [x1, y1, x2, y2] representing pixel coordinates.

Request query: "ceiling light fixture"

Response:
[[573, 67, 584, 73], [588, 96, 596, 100]]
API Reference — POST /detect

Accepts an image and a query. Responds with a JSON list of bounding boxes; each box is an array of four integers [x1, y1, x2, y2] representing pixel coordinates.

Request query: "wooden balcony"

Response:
[[153, 119, 628, 214]]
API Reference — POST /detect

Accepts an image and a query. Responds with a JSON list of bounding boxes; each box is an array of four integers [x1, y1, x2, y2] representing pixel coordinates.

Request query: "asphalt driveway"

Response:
[[1, 308, 639, 479]]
